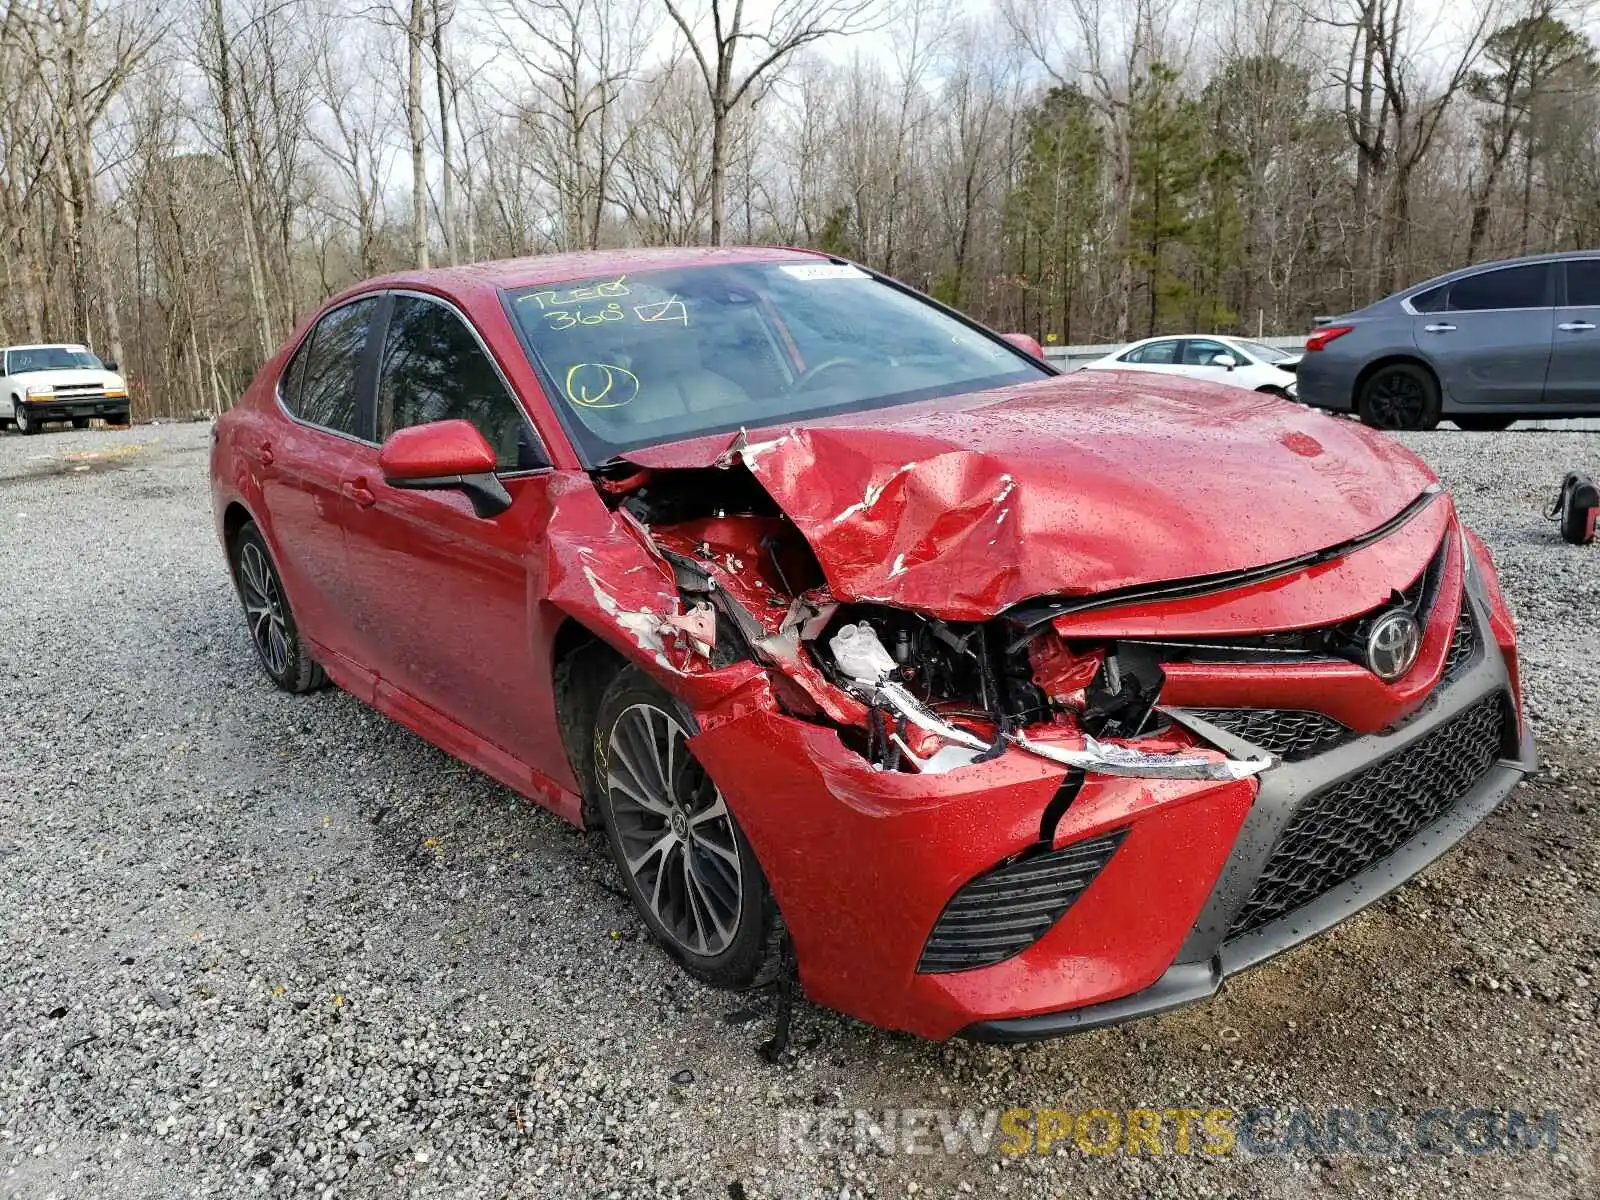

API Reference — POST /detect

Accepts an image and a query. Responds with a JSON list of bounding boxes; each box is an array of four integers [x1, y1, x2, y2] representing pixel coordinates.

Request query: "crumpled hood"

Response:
[[625, 373, 1438, 621]]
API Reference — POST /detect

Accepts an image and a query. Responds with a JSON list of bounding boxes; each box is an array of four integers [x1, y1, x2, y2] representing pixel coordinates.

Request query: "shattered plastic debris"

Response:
[[1009, 729, 1273, 781], [888, 735, 986, 775], [866, 680, 991, 752]]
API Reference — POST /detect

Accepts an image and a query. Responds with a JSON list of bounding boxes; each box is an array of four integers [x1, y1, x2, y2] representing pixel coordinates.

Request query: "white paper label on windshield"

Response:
[[780, 263, 869, 281]]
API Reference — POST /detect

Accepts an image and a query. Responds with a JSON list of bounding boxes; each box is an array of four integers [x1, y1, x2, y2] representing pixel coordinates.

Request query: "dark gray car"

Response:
[[1295, 251, 1600, 430]]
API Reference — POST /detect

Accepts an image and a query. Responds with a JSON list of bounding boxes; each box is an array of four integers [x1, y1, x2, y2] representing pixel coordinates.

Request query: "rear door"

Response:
[[1546, 257, 1600, 407], [256, 296, 381, 672], [1419, 263, 1554, 408]]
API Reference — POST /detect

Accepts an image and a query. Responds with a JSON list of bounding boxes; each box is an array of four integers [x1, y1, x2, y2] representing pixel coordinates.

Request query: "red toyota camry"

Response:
[[210, 247, 1534, 1041]]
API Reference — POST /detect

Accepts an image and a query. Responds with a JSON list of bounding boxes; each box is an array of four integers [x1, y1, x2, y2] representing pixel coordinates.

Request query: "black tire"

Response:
[[1254, 385, 1293, 401], [593, 666, 782, 989], [14, 402, 37, 435], [71, 416, 90, 429], [1452, 415, 1515, 432], [229, 521, 327, 693], [1357, 363, 1442, 431], [104, 410, 131, 428]]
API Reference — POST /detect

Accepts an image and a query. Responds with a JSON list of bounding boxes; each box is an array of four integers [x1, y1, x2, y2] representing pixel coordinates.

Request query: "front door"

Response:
[[1546, 257, 1600, 407], [339, 292, 568, 781]]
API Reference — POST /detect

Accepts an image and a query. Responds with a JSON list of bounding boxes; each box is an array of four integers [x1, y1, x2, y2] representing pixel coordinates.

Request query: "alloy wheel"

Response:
[[238, 540, 291, 677], [605, 702, 743, 957], [1365, 371, 1428, 429]]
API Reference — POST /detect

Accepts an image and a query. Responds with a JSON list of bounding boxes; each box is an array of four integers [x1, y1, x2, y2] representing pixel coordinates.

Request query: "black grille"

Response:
[[1185, 709, 1353, 761], [917, 830, 1126, 973], [1441, 605, 1478, 683], [1225, 693, 1509, 941]]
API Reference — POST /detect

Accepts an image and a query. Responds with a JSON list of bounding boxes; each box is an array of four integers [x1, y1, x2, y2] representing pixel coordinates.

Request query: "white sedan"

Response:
[[1079, 335, 1301, 398]]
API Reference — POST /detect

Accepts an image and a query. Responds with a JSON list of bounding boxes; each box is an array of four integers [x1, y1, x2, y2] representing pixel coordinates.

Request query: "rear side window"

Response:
[[1122, 340, 1177, 365], [283, 298, 377, 436], [1565, 259, 1600, 306], [1447, 264, 1551, 312], [377, 294, 541, 471]]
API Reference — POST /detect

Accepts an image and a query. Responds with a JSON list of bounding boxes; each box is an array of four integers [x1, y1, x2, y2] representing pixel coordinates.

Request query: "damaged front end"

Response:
[[585, 443, 1272, 785], [546, 422, 1530, 1041]]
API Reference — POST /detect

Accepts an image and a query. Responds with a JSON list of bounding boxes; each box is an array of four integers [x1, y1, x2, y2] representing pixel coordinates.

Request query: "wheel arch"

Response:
[[1352, 354, 1443, 409], [221, 500, 256, 557], [549, 616, 630, 827]]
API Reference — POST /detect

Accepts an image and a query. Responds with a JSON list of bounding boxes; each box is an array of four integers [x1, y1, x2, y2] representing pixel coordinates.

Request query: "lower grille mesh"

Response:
[[917, 831, 1126, 973], [1226, 693, 1509, 941], [1186, 709, 1353, 760]]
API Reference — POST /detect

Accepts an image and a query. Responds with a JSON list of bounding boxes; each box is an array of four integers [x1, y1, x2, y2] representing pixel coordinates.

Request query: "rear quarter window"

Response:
[[1409, 285, 1447, 313]]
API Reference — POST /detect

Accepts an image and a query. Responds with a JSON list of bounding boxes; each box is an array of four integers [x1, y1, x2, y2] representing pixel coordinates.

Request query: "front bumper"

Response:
[[965, 617, 1533, 1041], [17, 395, 129, 421], [691, 560, 1530, 1042]]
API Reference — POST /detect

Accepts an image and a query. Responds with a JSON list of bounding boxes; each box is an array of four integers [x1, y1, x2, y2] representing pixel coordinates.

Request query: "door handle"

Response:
[[341, 479, 376, 508], [1423, 323, 1456, 333], [1559, 321, 1596, 331], [257, 441, 274, 466]]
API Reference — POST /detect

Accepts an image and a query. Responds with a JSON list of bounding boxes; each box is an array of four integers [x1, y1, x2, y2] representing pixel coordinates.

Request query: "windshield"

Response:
[[1239, 340, 1292, 363], [6, 346, 102, 373], [505, 262, 1051, 463]]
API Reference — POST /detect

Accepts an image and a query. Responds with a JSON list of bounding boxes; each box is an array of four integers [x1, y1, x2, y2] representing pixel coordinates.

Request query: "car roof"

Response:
[[351, 245, 830, 296], [1120, 334, 1237, 347], [1397, 249, 1600, 297], [4, 343, 89, 352]]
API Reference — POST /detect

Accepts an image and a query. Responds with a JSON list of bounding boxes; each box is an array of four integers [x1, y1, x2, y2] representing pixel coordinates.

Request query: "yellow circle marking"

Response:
[[565, 363, 640, 409]]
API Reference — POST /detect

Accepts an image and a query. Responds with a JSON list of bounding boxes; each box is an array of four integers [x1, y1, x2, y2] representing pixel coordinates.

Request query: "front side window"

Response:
[[1182, 339, 1232, 366], [1121, 340, 1177, 365], [506, 262, 1050, 462], [1565, 259, 1600, 307], [377, 294, 542, 471], [1447, 264, 1551, 312], [286, 298, 377, 436], [6, 346, 101, 374]]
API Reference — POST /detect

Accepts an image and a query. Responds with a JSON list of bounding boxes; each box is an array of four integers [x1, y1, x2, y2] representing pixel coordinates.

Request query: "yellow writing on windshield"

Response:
[[545, 303, 626, 331], [524, 276, 630, 310], [565, 362, 640, 409]]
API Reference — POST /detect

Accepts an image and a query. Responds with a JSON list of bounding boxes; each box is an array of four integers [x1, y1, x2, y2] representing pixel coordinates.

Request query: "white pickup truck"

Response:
[[0, 343, 130, 434]]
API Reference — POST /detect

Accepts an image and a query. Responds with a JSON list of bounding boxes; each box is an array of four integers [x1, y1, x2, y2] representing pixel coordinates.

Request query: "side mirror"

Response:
[[102, 359, 119, 372], [1210, 353, 1237, 370], [379, 419, 512, 519], [1001, 332, 1045, 359]]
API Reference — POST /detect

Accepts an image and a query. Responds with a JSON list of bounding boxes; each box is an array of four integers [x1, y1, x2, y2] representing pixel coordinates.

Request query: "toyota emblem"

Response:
[[1365, 608, 1422, 681]]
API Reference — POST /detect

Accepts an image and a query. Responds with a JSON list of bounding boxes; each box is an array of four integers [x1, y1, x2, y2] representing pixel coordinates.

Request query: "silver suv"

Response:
[[1295, 251, 1600, 430]]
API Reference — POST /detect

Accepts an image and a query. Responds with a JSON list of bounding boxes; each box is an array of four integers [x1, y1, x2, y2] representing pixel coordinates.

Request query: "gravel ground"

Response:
[[0, 419, 1596, 1200]]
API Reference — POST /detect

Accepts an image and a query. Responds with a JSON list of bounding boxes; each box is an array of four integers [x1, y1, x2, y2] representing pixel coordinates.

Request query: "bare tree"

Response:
[[491, 0, 653, 249], [661, 0, 883, 243]]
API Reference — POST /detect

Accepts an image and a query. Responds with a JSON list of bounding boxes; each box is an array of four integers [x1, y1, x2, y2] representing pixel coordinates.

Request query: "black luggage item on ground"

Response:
[[1550, 471, 1598, 545]]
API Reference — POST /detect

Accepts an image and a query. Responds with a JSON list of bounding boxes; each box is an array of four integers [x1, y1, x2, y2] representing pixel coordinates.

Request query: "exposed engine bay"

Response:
[[589, 447, 1279, 782]]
